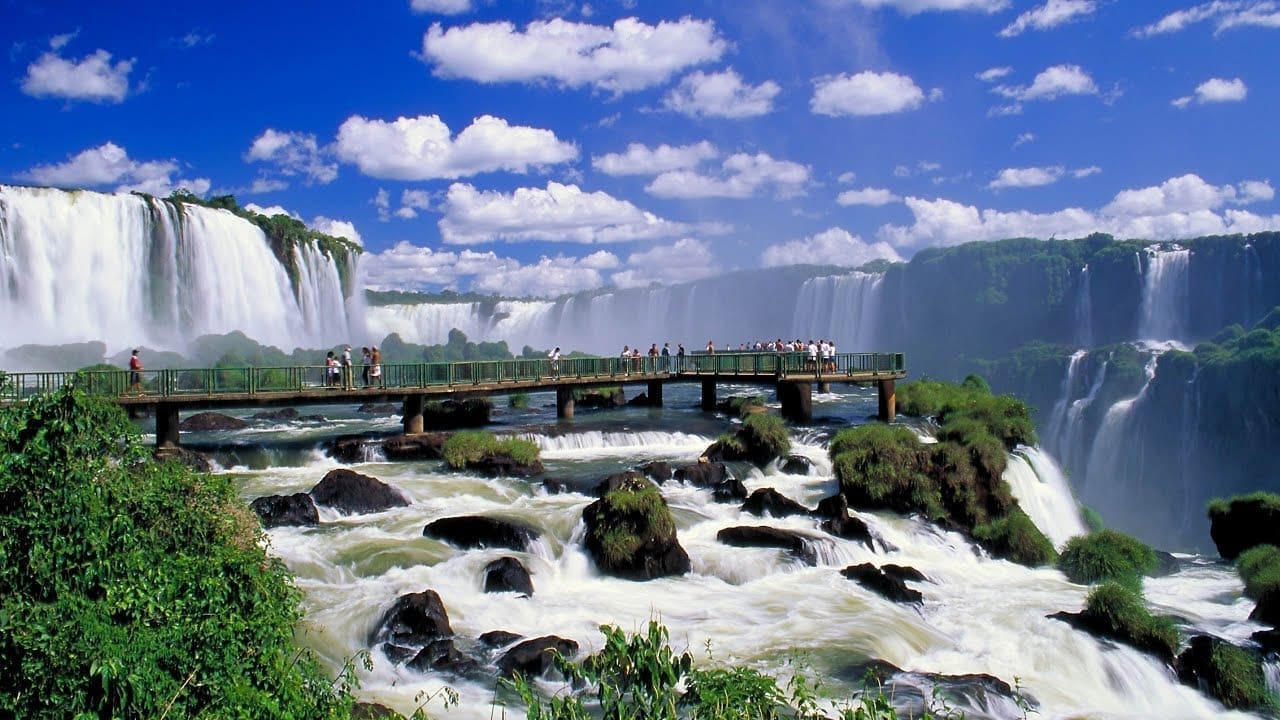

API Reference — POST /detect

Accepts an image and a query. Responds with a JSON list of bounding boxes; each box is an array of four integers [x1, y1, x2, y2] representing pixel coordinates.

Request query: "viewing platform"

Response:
[[0, 352, 907, 447]]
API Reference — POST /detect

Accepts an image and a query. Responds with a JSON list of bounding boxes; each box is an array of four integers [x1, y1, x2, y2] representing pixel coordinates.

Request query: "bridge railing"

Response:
[[0, 352, 905, 402]]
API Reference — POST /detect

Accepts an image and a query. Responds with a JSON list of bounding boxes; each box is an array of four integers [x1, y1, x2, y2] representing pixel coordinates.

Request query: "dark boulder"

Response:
[[594, 471, 651, 497], [251, 407, 300, 421], [1176, 635, 1272, 711], [1250, 589, 1280, 626], [712, 478, 749, 503], [781, 455, 812, 475], [1208, 495, 1280, 560], [423, 398, 491, 430], [328, 434, 380, 463], [583, 476, 690, 580], [673, 461, 728, 487], [741, 488, 810, 518], [1152, 550, 1182, 577], [153, 446, 213, 473], [882, 564, 928, 583], [497, 636, 579, 678], [357, 403, 399, 414], [468, 453, 545, 478], [639, 461, 674, 483], [813, 494, 875, 548], [484, 557, 534, 596], [717, 526, 819, 565], [626, 391, 654, 406], [841, 563, 924, 604], [310, 469, 409, 515], [575, 388, 625, 408], [382, 433, 446, 461], [424, 516, 539, 551], [178, 411, 247, 431], [406, 637, 480, 675], [541, 478, 571, 494], [250, 493, 319, 528], [480, 630, 524, 648], [1251, 628, 1280, 654], [1047, 610, 1176, 664], [838, 660, 1030, 718], [369, 590, 453, 661]]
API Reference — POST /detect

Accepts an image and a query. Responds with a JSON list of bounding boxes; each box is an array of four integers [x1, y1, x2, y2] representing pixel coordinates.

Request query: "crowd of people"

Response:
[[324, 345, 384, 389], [608, 338, 841, 372]]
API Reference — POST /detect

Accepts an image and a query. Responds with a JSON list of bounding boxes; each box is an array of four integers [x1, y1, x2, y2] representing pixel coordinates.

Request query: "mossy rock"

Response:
[[582, 476, 689, 580], [422, 398, 491, 430], [973, 507, 1056, 566], [441, 431, 543, 477], [1058, 529, 1158, 590], [703, 413, 791, 467], [1051, 582, 1179, 663], [1176, 635, 1277, 711], [1208, 493, 1280, 560]]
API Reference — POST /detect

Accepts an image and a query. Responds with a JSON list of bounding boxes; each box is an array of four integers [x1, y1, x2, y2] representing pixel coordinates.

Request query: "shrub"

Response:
[[741, 413, 791, 460], [829, 425, 933, 513], [441, 431, 540, 470], [508, 392, 529, 409], [1208, 492, 1280, 560], [1083, 582, 1180, 660], [724, 394, 766, 418], [1082, 505, 1106, 532], [1236, 544, 1280, 600], [973, 507, 1057, 566], [1058, 530, 1158, 590], [1206, 642, 1274, 710]]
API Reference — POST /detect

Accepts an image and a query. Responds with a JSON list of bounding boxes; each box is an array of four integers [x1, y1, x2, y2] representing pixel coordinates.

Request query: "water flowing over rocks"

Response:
[[712, 478, 749, 502], [310, 469, 410, 515], [179, 412, 247, 431], [781, 455, 812, 475], [424, 516, 539, 551], [717, 526, 820, 565], [153, 446, 213, 472], [483, 557, 534, 596], [497, 636, 579, 679], [673, 461, 729, 487], [839, 660, 1031, 718], [250, 493, 319, 528], [250, 407, 325, 423], [369, 590, 454, 662], [741, 488, 810, 518], [840, 563, 924, 604], [813, 493, 876, 549], [582, 475, 690, 580], [1047, 608, 1176, 664]]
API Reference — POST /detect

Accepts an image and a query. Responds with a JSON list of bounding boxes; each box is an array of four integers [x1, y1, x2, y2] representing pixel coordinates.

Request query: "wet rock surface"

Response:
[[250, 492, 319, 528], [310, 468, 410, 515]]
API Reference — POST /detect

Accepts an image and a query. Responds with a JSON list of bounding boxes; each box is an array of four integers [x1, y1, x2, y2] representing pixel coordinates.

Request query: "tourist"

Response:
[[548, 346, 561, 377], [370, 346, 383, 388], [128, 349, 143, 395], [807, 340, 818, 370], [661, 342, 670, 371], [706, 340, 715, 354], [677, 343, 685, 372], [341, 346, 354, 389], [361, 347, 372, 387], [325, 351, 339, 387]]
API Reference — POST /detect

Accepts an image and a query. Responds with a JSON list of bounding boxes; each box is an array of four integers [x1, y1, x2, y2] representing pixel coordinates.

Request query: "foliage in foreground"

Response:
[[1057, 529, 1158, 590], [1236, 544, 1280, 600], [1201, 642, 1276, 711], [0, 386, 353, 718], [441, 431, 541, 470], [1082, 583, 1180, 661], [507, 621, 990, 720]]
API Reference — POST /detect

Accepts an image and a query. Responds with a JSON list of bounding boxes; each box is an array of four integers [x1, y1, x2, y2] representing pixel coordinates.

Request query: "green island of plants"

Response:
[[1081, 582, 1180, 662], [829, 377, 1053, 565], [1057, 529, 1159, 590], [441, 431, 541, 471], [1195, 641, 1276, 711], [712, 412, 792, 466], [590, 482, 677, 567]]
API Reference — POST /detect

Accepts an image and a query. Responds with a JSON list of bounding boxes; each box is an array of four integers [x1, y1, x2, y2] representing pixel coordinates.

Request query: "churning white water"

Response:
[[0, 185, 357, 355], [1002, 446, 1087, 550]]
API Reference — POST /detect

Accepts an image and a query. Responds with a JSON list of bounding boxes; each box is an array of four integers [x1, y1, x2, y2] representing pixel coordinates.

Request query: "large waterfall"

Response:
[[1137, 247, 1191, 344], [0, 185, 359, 357]]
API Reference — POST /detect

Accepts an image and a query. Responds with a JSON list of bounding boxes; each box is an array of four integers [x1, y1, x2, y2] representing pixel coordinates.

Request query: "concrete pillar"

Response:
[[877, 378, 896, 423], [778, 382, 812, 422], [556, 386, 575, 419], [155, 405, 180, 448], [403, 395, 425, 434], [647, 380, 664, 407], [700, 379, 717, 411], [818, 382, 831, 394]]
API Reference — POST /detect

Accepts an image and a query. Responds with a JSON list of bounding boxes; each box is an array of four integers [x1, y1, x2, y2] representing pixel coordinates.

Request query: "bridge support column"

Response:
[[778, 381, 812, 423], [403, 395, 425, 434], [877, 378, 896, 423], [556, 386, 575, 419], [700, 379, 716, 411], [818, 382, 831, 394], [155, 405, 180, 449], [647, 381, 664, 407]]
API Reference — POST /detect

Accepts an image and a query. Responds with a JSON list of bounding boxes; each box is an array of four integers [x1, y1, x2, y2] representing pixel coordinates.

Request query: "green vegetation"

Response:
[[1082, 582, 1180, 660], [740, 413, 791, 461], [1081, 505, 1106, 532], [0, 386, 355, 718], [1236, 544, 1280, 600], [830, 379, 1053, 565], [591, 483, 674, 566], [441, 431, 540, 470], [724, 394, 766, 418], [509, 392, 530, 409], [1207, 491, 1280, 560], [1202, 643, 1275, 711], [1058, 530, 1158, 590]]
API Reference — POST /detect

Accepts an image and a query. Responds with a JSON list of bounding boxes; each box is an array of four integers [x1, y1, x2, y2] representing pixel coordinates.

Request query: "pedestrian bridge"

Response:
[[0, 352, 907, 447]]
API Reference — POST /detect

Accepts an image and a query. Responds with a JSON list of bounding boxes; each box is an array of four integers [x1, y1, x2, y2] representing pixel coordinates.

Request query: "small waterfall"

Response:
[[1083, 353, 1159, 501], [1074, 265, 1093, 348], [1044, 350, 1087, 453], [1137, 246, 1191, 343], [791, 272, 884, 350], [1177, 367, 1203, 538], [1244, 243, 1264, 328], [1003, 446, 1087, 549], [525, 430, 713, 457]]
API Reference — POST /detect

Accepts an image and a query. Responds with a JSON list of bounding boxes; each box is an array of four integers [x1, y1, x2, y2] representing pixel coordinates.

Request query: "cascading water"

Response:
[[792, 272, 884, 350], [1074, 265, 1093, 348], [1002, 446, 1087, 549], [1044, 350, 1086, 453], [1082, 353, 1160, 518], [1137, 246, 1192, 344], [0, 185, 358, 356], [1177, 367, 1203, 538]]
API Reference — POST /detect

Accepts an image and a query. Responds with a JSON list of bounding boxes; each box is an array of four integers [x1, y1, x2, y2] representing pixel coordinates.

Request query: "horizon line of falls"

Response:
[[365, 271, 886, 355], [0, 185, 360, 355]]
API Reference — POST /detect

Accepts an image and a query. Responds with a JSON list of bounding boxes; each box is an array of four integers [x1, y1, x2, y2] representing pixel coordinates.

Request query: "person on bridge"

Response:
[[361, 347, 372, 387], [325, 351, 339, 387], [341, 346, 354, 389], [128, 349, 143, 394], [370, 346, 384, 388], [548, 347, 561, 378]]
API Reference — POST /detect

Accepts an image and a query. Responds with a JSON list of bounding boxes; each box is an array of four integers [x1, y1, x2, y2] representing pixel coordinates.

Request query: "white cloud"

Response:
[[645, 152, 810, 199], [1134, 1, 1280, 37], [244, 203, 298, 219], [663, 68, 780, 118], [420, 17, 727, 93], [761, 227, 903, 268], [877, 173, 1279, 250], [994, 64, 1098, 101], [363, 241, 620, 296], [811, 71, 927, 116], [1013, 132, 1036, 148], [837, 187, 901, 206], [21, 142, 209, 196], [335, 114, 578, 180], [612, 238, 719, 288], [1173, 77, 1248, 107], [438, 181, 692, 244], [248, 177, 289, 193], [988, 166, 1065, 189], [411, 0, 472, 14], [310, 216, 363, 246], [999, 0, 1096, 37], [592, 141, 718, 176], [838, 171, 858, 184], [246, 129, 338, 184], [836, 0, 1010, 15], [1073, 166, 1102, 178], [402, 189, 432, 210], [976, 66, 1013, 82], [21, 36, 134, 103]]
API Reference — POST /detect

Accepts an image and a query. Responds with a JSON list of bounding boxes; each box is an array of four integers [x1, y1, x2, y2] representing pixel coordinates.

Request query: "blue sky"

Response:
[[3, 0, 1278, 296]]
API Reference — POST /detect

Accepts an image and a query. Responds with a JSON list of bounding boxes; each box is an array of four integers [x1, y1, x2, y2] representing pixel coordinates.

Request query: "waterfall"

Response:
[[1044, 350, 1087, 453], [0, 185, 357, 357], [1082, 353, 1159, 512], [1003, 446, 1087, 549], [1074, 265, 1093, 348], [1137, 247, 1191, 344], [1177, 367, 1203, 538], [792, 272, 884, 350]]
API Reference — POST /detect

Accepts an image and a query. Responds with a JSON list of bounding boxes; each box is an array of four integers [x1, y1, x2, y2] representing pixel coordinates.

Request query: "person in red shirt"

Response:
[[128, 349, 143, 394]]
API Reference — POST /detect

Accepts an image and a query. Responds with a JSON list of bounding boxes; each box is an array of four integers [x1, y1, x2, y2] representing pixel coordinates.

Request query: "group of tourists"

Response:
[[601, 337, 840, 372], [325, 345, 384, 389]]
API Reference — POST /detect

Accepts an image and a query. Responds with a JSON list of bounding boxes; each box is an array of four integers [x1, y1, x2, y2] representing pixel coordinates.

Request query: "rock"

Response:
[[497, 636, 579, 678], [328, 434, 380, 463], [1176, 635, 1271, 711], [838, 660, 1030, 718], [594, 471, 651, 497], [467, 453, 545, 478], [250, 493, 319, 528], [1047, 610, 1176, 664], [626, 392, 653, 406], [1251, 628, 1280, 654], [251, 407, 300, 421], [882, 564, 928, 583], [841, 563, 924, 604], [712, 478, 749, 503], [424, 516, 539, 551], [154, 446, 213, 472], [382, 433, 446, 461], [583, 476, 690, 580], [813, 494, 875, 548], [1208, 495, 1280, 560], [484, 557, 534, 596], [717, 526, 819, 565], [357, 403, 399, 414], [541, 478, 571, 494], [673, 461, 728, 487], [369, 590, 453, 660], [178, 411, 247, 431], [781, 455, 812, 475], [423, 398, 491, 430], [352, 702, 405, 719], [406, 637, 479, 675], [639, 461, 673, 483], [1152, 550, 1182, 577], [1250, 588, 1280, 626], [479, 630, 524, 648], [741, 488, 810, 518], [575, 388, 625, 409], [310, 469, 410, 515]]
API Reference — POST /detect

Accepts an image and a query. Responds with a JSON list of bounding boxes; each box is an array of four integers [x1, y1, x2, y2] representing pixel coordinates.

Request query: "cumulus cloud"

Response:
[[761, 227, 903, 268], [988, 166, 1065, 189], [334, 114, 578, 180], [310, 216, 363, 246], [1172, 77, 1248, 107], [411, 0, 472, 14], [838, 171, 858, 184], [244, 203, 298, 218], [976, 66, 1013, 82], [21, 142, 209, 196], [877, 173, 1279, 250], [246, 129, 338, 184], [438, 181, 691, 244], [645, 152, 810, 199], [999, 0, 1096, 37], [420, 17, 727, 93], [811, 71, 927, 116], [663, 68, 780, 118], [835, 0, 1010, 14], [612, 238, 720, 288], [1134, 1, 1280, 37], [837, 187, 901, 206], [989, 64, 1099, 113], [395, 189, 433, 219], [592, 141, 718, 176], [21, 35, 134, 103], [1013, 132, 1036, 148], [362, 241, 619, 296]]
